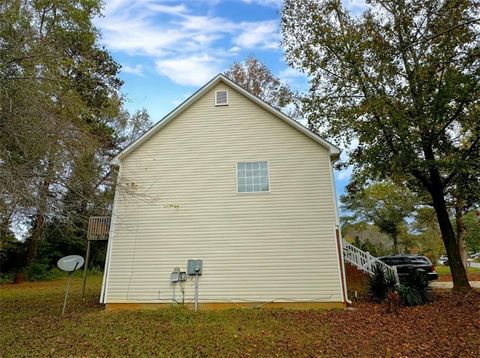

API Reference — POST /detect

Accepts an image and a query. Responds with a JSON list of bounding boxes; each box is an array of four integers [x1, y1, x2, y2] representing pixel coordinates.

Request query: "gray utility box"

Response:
[[187, 259, 203, 275], [171, 267, 187, 282]]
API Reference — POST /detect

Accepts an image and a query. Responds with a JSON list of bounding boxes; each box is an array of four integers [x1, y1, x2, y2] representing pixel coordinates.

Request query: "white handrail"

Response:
[[343, 240, 398, 280]]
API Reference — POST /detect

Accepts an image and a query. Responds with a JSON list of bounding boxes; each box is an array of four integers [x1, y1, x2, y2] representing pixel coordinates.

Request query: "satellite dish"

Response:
[[57, 255, 84, 272]]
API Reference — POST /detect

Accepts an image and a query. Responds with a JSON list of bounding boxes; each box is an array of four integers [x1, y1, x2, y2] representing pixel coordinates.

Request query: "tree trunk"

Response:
[[392, 231, 398, 254], [25, 159, 54, 268], [25, 209, 46, 267], [454, 197, 468, 270], [429, 184, 470, 290]]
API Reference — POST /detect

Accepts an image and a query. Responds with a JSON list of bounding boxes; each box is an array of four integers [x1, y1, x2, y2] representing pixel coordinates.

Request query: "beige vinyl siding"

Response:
[[104, 82, 343, 304]]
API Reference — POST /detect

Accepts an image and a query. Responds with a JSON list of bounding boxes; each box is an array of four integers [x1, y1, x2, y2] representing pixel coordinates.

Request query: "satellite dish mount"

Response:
[[57, 255, 84, 315]]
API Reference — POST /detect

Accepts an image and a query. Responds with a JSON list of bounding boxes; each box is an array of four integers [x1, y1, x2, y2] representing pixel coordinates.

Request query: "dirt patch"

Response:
[[345, 263, 370, 299], [438, 272, 480, 282]]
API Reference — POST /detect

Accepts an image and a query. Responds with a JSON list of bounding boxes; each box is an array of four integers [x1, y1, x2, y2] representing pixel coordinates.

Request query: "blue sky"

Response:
[[94, 0, 366, 200]]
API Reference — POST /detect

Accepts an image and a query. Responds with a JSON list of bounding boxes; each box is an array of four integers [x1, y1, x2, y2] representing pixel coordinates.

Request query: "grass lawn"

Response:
[[435, 265, 480, 283], [1, 274, 479, 357], [434, 265, 480, 283], [436, 265, 480, 275]]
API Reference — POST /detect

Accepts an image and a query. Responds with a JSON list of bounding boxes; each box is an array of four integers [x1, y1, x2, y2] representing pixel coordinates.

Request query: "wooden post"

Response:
[[81, 240, 91, 299], [84, 216, 110, 299]]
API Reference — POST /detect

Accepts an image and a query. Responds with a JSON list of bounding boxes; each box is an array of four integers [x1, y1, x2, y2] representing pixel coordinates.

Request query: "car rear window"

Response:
[[410, 256, 431, 264], [379, 256, 431, 265], [379, 257, 409, 265]]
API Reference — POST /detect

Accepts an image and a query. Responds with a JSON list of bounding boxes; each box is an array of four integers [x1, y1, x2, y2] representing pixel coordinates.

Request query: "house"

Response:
[[100, 74, 348, 310]]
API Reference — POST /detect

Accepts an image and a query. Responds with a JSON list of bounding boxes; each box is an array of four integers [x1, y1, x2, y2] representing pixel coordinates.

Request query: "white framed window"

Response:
[[237, 161, 269, 193], [215, 90, 228, 106]]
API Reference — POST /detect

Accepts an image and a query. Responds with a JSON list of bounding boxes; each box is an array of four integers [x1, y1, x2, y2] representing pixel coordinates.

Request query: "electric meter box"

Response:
[[187, 259, 203, 275], [170, 271, 180, 282]]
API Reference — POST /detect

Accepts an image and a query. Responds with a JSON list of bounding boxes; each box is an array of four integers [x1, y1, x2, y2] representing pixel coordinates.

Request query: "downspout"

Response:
[[329, 154, 351, 305], [100, 162, 122, 304]]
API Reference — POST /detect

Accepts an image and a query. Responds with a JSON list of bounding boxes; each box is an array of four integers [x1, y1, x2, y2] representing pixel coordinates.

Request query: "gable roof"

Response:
[[113, 74, 341, 163]]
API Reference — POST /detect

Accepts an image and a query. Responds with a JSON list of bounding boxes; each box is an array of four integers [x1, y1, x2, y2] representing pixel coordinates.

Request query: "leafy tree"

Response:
[[224, 55, 297, 114], [411, 207, 444, 262], [341, 182, 415, 253], [116, 108, 153, 148], [0, 0, 151, 270], [351, 236, 390, 257], [281, 0, 479, 290], [341, 220, 393, 256], [457, 210, 480, 253]]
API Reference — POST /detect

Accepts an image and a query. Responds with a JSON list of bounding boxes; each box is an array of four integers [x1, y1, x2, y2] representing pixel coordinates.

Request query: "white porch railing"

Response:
[[343, 240, 398, 280]]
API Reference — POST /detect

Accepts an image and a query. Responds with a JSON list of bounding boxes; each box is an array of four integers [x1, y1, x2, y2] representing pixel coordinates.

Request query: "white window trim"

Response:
[[236, 161, 270, 194], [215, 90, 229, 106]]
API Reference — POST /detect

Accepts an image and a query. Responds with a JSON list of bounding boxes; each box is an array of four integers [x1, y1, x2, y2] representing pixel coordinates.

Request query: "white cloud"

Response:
[[336, 165, 353, 181], [178, 14, 238, 32], [278, 67, 306, 84], [233, 21, 280, 49], [241, 0, 283, 7], [121, 64, 144, 76], [155, 55, 221, 86], [342, 0, 368, 15], [228, 46, 241, 54], [96, 0, 282, 86], [145, 3, 188, 15]]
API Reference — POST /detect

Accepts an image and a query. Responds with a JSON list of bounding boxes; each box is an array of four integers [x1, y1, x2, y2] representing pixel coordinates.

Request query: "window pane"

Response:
[[237, 161, 269, 193]]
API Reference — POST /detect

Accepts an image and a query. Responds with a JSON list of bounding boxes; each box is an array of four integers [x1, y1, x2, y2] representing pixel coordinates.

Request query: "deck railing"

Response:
[[87, 216, 110, 241], [343, 240, 398, 280]]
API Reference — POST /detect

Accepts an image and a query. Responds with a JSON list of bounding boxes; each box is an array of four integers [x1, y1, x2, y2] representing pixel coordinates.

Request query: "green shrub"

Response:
[[0, 273, 15, 284], [368, 263, 398, 302], [24, 263, 65, 281], [398, 269, 430, 306], [397, 285, 422, 306]]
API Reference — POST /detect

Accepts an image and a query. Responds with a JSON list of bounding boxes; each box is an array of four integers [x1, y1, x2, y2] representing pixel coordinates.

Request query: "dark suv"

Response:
[[378, 255, 438, 281]]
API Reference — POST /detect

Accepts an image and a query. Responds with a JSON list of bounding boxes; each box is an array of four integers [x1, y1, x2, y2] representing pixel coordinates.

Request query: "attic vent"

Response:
[[215, 90, 228, 106]]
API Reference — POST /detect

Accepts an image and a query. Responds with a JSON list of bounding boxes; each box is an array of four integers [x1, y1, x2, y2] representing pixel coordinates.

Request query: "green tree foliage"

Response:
[[341, 182, 415, 253], [368, 263, 398, 302], [412, 207, 444, 262], [224, 55, 299, 117], [351, 236, 390, 257], [456, 210, 480, 253], [398, 270, 431, 306], [281, 0, 479, 290], [0, 0, 152, 272], [341, 220, 393, 256]]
